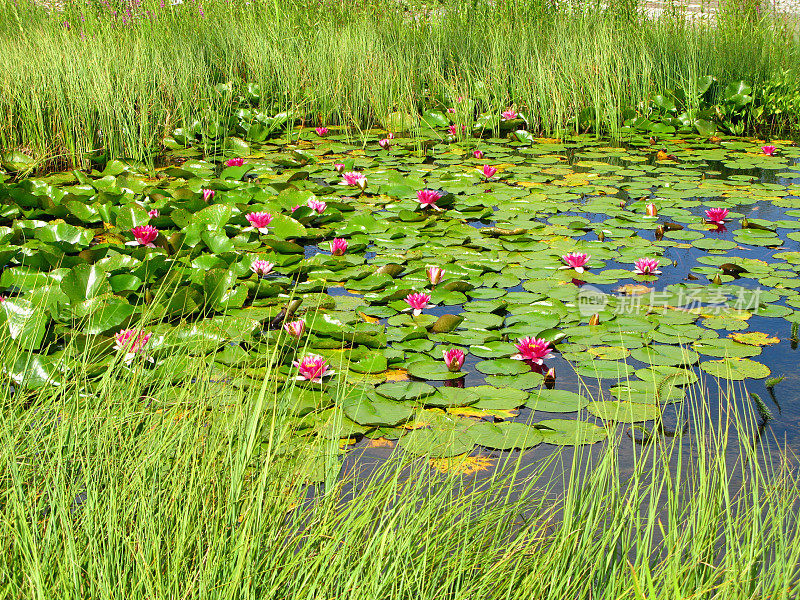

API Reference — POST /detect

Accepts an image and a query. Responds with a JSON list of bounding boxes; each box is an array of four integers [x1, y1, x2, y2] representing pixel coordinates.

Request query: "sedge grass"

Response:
[[0, 325, 799, 599], [1, 0, 799, 168]]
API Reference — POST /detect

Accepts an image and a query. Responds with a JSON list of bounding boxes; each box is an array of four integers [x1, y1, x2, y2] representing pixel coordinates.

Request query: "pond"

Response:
[[1, 130, 799, 479]]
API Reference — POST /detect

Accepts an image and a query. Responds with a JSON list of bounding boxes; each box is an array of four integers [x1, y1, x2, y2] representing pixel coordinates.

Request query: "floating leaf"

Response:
[[428, 454, 494, 475], [375, 381, 436, 401], [537, 419, 608, 446], [574, 360, 635, 380], [587, 400, 660, 422], [526, 389, 588, 413], [342, 394, 415, 427], [0, 298, 48, 350], [470, 421, 544, 450], [699, 358, 771, 380], [728, 331, 780, 346], [406, 360, 465, 381], [398, 417, 477, 457], [475, 358, 530, 376], [425, 387, 479, 408]]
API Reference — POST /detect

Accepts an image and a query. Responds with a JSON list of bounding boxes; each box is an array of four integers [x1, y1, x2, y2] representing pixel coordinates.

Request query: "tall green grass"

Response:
[[1, 0, 799, 168], [1, 332, 799, 598]]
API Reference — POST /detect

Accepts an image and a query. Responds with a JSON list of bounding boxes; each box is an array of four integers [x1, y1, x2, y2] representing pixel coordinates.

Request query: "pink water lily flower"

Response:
[[330, 238, 348, 256], [446, 107, 456, 114], [307, 198, 327, 214], [284, 320, 305, 339], [645, 203, 657, 217], [482, 165, 497, 179], [404, 292, 432, 316], [225, 158, 244, 167], [447, 124, 466, 136], [705, 208, 729, 224], [342, 171, 367, 191], [443, 348, 466, 372], [561, 252, 590, 273], [387, 133, 395, 139], [333, 163, 345, 173], [426, 265, 445, 285], [501, 109, 518, 120], [293, 353, 334, 383], [762, 145, 776, 156], [245, 212, 273, 234], [315, 127, 329, 137], [250, 259, 274, 277], [416, 189, 443, 209], [473, 150, 484, 159], [202, 189, 215, 202], [0, 295, 5, 302], [147, 209, 159, 218], [378, 138, 392, 149], [114, 328, 153, 362], [633, 258, 661, 275], [128, 225, 158, 247], [510, 337, 554, 365]]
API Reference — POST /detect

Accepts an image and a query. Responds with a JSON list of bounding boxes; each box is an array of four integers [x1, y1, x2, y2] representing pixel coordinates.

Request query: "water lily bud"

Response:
[[544, 368, 556, 387], [442, 348, 465, 372]]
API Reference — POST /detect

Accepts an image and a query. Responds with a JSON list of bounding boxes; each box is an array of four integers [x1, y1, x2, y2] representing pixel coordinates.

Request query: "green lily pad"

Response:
[[406, 360, 465, 381], [0, 298, 48, 350], [609, 379, 685, 404], [574, 360, 635, 380], [692, 337, 761, 358], [630, 344, 699, 366], [699, 358, 770, 380], [398, 417, 477, 457], [425, 387, 480, 408], [537, 419, 608, 446], [470, 421, 544, 450], [484, 371, 544, 389], [634, 365, 699, 386], [470, 386, 529, 408], [342, 394, 415, 427], [587, 400, 660, 422], [375, 381, 436, 401], [526, 389, 589, 412], [475, 358, 530, 375]]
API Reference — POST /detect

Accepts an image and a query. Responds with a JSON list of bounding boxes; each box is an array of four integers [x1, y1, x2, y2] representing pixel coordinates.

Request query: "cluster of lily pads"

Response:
[[1, 119, 798, 458]]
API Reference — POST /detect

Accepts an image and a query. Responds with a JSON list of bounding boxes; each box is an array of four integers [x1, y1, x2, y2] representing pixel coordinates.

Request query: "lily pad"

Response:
[[537, 419, 608, 446], [587, 400, 660, 422], [407, 360, 465, 381], [526, 389, 589, 413], [342, 394, 415, 427], [699, 358, 770, 380], [398, 416, 477, 457], [470, 421, 544, 450], [376, 381, 436, 401]]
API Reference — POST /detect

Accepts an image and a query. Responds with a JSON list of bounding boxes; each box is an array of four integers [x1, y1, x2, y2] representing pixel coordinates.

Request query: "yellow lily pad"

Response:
[[428, 454, 495, 475], [367, 437, 395, 448], [447, 406, 518, 420], [729, 331, 780, 346], [588, 346, 631, 360]]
